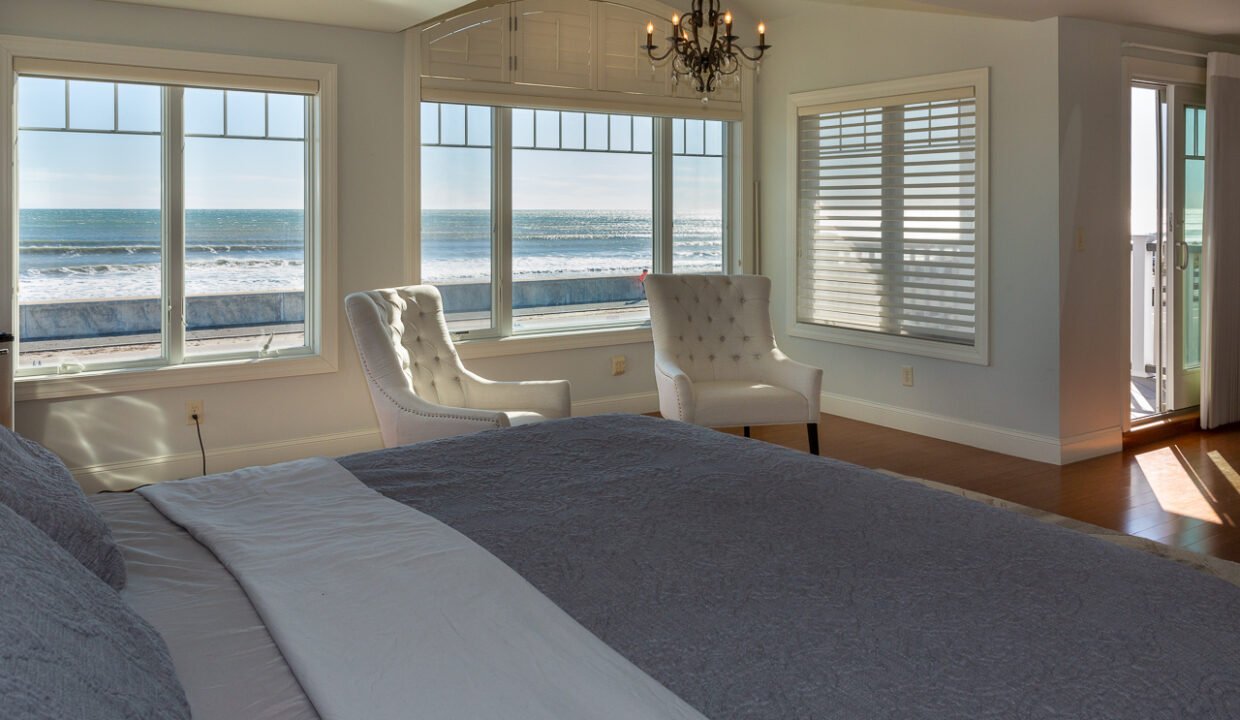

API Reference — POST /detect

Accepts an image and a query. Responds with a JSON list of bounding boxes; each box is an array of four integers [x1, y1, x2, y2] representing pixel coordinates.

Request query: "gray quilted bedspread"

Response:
[[337, 414, 1240, 719]]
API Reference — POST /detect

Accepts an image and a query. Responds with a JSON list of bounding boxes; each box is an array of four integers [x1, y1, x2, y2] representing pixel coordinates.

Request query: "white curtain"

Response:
[[1202, 53, 1240, 429]]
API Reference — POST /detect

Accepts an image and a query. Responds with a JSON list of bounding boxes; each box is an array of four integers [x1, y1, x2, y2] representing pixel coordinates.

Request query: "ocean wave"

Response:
[[23, 258, 303, 277], [21, 243, 301, 254], [425, 251, 724, 281]]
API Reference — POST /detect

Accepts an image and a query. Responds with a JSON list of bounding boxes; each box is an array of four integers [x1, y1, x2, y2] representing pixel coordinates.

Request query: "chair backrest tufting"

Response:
[[345, 285, 470, 407], [645, 274, 778, 382]]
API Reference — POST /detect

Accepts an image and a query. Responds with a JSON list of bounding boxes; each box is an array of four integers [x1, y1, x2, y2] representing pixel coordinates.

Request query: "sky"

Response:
[[17, 77, 306, 210], [1130, 85, 1205, 239], [17, 79, 724, 214], [419, 106, 725, 214]]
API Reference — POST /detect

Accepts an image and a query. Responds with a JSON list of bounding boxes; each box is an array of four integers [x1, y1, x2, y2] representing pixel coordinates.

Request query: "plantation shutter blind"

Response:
[[796, 85, 978, 346]]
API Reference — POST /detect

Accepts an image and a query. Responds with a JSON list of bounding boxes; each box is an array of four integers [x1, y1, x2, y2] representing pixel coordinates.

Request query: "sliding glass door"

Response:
[[1167, 86, 1205, 412], [1130, 81, 1205, 420]]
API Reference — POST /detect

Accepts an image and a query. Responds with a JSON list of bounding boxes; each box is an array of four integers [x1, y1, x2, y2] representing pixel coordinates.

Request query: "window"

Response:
[[791, 69, 989, 364], [10, 49, 332, 386], [420, 103, 728, 337]]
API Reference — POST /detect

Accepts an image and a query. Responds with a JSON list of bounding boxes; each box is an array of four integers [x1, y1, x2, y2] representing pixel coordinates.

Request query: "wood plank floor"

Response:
[[720, 415, 1240, 564]]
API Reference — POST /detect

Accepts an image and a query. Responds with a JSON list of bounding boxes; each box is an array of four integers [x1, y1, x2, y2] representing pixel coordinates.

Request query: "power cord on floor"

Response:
[[192, 413, 206, 476]]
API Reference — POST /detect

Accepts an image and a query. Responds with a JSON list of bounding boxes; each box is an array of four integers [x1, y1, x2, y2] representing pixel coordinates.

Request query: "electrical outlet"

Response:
[[901, 366, 914, 387], [611, 355, 627, 376], [186, 400, 204, 426]]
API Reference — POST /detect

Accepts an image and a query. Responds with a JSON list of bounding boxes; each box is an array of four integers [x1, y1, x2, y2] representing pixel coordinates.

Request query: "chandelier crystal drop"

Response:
[[642, 0, 770, 99]]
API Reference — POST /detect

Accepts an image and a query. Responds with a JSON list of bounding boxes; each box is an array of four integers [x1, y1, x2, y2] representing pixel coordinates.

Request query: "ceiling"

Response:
[[101, 0, 1240, 42]]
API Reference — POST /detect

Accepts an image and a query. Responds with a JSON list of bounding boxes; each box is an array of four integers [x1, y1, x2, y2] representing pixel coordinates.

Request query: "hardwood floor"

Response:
[[721, 415, 1240, 564]]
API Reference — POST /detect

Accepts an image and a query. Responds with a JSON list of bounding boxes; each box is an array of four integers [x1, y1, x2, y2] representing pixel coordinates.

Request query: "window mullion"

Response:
[[303, 95, 319, 352], [163, 86, 186, 366], [880, 106, 904, 337], [653, 117, 674, 274], [496, 106, 513, 337], [722, 121, 734, 274]]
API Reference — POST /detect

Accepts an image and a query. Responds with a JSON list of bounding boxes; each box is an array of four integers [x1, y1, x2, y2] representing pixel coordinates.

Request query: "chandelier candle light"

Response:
[[643, 0, 769, 100]]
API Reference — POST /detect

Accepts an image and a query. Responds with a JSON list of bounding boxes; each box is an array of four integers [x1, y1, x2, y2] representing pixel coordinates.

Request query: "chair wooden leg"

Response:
[[807, 423, 820, 455], [743, 426, 751, 438]]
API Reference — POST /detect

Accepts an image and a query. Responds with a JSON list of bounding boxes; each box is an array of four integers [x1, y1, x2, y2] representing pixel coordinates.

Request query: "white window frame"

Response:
[[0, 35, 338, 400], [418, 101, 733, 343], [786, 68, 990, 366]]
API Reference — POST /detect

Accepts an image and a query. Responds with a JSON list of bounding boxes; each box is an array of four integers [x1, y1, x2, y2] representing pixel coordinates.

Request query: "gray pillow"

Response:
[[0, 501, 191, 720], [0, 424, 126, 590]]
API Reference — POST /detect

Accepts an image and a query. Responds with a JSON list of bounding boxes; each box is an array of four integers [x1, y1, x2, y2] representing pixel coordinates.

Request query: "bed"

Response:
[[7, 414, 1240, 719]]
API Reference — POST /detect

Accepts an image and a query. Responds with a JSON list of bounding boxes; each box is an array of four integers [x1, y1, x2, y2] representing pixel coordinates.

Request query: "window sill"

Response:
[[455, 326, 653, 360], [15, 353, 338, 402], [788, 322, 989, 366]]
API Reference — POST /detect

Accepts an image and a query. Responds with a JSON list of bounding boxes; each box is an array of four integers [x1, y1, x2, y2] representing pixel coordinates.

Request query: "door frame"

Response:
[[1, 43, 15, 429], [1122, 56, 1207, 432]]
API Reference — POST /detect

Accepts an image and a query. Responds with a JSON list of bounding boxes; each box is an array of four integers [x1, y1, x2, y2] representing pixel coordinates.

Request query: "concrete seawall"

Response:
[[21, 276, 645, 341], [21, 292, 307, 341]]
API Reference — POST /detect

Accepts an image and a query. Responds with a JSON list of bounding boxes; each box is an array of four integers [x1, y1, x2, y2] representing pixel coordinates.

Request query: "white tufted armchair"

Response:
[[345, 285, 571, 447], [645, 274, 824, 454]]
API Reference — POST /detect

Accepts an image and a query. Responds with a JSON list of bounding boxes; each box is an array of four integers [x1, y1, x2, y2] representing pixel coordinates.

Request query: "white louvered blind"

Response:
[[796, 86, 978, 347]]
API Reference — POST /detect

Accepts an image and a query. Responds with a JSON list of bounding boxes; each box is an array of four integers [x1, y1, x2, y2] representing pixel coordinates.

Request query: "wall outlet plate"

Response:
[[901, 366, 914, 387], [611, 355, 627, 376], [186, 400, 204, 425]]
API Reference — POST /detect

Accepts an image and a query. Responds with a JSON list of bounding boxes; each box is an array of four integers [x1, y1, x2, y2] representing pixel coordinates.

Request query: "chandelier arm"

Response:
[[644, 43, 679, 63], [735, 46, 769, 63]]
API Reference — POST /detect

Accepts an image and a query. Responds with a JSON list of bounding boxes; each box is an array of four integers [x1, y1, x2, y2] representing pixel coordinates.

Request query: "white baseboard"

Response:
[[73, 391, 1117, 492], [572, 391, 660, 416], [1059, 426, 1123, 464], [74, 392, 661, 492], [74, 428, 383, 493], [822, 392, 1121, 465]]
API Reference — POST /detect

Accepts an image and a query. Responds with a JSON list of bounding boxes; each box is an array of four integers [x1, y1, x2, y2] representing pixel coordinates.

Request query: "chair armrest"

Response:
[[367, 382, 508, 447], [763, 351, 823, 421], [464, 378, 572, 419], [654, 352, 696, 423]]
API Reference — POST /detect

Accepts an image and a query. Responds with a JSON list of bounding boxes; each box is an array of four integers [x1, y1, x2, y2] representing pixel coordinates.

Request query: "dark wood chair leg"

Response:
[[743, 426, 751, 438], [807, 423, 820, 455]]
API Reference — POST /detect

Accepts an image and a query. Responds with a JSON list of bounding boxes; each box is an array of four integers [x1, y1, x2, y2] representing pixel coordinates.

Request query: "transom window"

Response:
[[15, 72, 320, 375], [420, 102, 728, 337], [791, 69, 989, 364]]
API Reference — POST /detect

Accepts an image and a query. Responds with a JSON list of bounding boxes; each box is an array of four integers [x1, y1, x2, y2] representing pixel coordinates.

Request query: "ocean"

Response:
[[18, 209, 723, 302], [19, 209, 305, 302]]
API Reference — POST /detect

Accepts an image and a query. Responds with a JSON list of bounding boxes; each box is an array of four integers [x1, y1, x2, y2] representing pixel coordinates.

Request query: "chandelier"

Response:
[[643, 1, 769, 98]]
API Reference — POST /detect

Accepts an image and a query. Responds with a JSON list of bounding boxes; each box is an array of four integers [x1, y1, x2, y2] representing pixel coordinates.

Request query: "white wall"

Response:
[[2, 0, 664, 489], [756, 2, 1065, 457]]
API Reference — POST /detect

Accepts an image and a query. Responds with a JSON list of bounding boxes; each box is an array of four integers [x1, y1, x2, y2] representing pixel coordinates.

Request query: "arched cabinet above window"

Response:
[[413, 0, 744, 118]]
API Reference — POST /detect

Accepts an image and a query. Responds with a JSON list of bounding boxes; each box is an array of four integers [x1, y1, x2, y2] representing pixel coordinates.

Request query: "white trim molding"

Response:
[[74, 428, 383, 494], [73, 390, 663, 492], [455, 327, 652, 360], [787, 67, 991, 367], [1059, 426, 1124, 465], [572, 390, 659, 417], [822, 391, 1121, 465]]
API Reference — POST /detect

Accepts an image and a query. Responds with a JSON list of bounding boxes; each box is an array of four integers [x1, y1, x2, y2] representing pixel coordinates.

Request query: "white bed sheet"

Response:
[[138, 458, 709, 720], [91, 492, 319, 720]]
